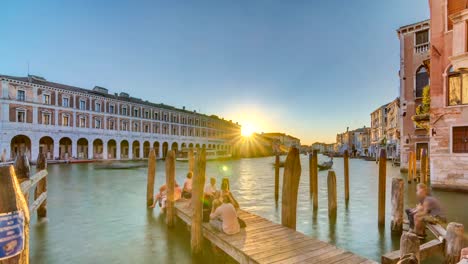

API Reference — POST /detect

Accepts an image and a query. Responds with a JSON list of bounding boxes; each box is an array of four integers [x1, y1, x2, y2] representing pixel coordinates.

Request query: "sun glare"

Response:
[[241, 123, 255, 137]]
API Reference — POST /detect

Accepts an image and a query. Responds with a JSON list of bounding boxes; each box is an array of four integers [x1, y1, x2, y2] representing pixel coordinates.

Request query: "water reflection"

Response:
[[28, 155, 468, 263]]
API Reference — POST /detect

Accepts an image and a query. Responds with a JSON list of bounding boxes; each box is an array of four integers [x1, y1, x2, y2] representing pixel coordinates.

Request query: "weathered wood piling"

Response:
[[378, 149, 387, 226], [35, 153, 47, 218], [312, 150, 318, 209], [281, 147, 301, 230], [165, 150, 176, 227], [327, 170, 337, 217], [274, 154, 280, 202], [445, 222, 464, 264], [146, 149, 156, 207], [408, 151, 413, 183], [344, 150, 350, 202], [0, 166, 30, 264], [309, 153, 313, 196], [399, 232, 420, 263], [191, 148, 206, 254], [420, 149, 427, 185], [391, 177, 404, 233]]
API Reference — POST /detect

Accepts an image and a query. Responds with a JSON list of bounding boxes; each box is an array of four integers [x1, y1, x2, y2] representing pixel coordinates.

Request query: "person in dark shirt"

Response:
[[409, 183, 446, 237]]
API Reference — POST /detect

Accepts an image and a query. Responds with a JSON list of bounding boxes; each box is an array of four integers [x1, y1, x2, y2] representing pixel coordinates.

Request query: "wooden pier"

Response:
[[174, 199, 376, 264]]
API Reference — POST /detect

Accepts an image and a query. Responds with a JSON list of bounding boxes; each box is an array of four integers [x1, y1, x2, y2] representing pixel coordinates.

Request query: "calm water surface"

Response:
[[29, 155, 468, 263]]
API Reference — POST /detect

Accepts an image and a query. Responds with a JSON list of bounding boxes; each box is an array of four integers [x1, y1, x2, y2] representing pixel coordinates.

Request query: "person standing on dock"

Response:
[[182, 172, 193, 199], [209, 194, 240, 235]]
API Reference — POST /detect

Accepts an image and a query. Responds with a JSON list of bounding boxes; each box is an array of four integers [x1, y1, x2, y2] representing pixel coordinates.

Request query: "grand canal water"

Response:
[[29, 155, 468, 263]]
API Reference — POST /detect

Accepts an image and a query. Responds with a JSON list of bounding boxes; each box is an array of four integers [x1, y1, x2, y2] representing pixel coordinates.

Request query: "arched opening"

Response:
[[415, 66, 429, 98], [77, 138, 89, 159], [188, 143, 194, 149], [121, 140, 129, 159], [202, 144, 206, 149], [59, 137, 72, 160], [195, 143, 200, 149], [107, 140, 117, 159], [153, 141, 160, 158], [171, 142, 178, 154], [10, 135, 31, 160], [143, 141, 150, 158], [162, 142, 168, 158], [208, 144, 212, 149], [39, 136, 54, 160], [133, 140, 140, 159], [181, 143, 187, 149], [93, 139, 104, 159]]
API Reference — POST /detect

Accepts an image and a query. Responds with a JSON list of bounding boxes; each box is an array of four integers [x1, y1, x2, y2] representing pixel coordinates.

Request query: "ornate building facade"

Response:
[[0, 75, 241, 162]]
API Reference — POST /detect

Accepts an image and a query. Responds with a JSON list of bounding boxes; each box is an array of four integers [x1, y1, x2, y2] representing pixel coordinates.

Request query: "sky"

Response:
[[0, 0, 429, 144]]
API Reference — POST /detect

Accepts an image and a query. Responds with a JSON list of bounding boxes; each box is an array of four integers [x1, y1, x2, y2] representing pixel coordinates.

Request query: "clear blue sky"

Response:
[[0, 0, 429, 144]]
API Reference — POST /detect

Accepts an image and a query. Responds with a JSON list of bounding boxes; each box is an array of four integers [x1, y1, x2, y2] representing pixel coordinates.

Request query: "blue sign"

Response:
[[0, 211, 24, 260]]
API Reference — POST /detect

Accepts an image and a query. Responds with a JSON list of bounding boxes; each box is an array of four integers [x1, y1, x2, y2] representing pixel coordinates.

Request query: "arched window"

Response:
[[415, 66, 429, 98], [447, 65, 468, 106]]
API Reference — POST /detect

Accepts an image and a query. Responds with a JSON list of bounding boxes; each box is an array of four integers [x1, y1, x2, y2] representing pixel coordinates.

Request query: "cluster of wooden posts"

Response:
[[382, 148, 466, 264], [146, 148, 208, 254], [0, 154, 48, 264]]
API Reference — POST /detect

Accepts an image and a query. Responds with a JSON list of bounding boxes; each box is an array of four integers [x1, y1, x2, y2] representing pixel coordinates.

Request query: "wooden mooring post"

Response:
[[308, 152, 313, 196], [191, 148, 206, 254], [281, 147, 301, 230], [327, 170, 337, 217], [146, 149, 156, 207], [312, 150, 318, 209], [391, 177, 404, 233], [35, 153, 47, 218], [420, 149, 427, 185], [445, 222, 464, 264], [0, 165, 30, 264], [378, 149, 387, 226], [407, 151, 413, 183], [274, 154, 280, 202], [399, 232, 420, 263], [344, 150, 350, 202], [165, 150, 176, 227]]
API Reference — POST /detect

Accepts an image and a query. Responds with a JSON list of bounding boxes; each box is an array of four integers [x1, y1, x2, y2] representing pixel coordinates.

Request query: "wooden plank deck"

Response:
[[174, 200, 377, 264]]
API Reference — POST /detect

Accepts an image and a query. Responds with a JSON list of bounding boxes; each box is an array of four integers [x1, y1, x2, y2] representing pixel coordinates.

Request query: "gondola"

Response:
[[317, 160, 333, 171]]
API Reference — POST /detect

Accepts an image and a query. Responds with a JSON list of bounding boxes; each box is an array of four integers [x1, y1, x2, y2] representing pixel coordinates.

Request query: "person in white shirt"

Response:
[[209, 194, 240, 235], [204, 177, 217, 197], [182, 172, 193, 199]]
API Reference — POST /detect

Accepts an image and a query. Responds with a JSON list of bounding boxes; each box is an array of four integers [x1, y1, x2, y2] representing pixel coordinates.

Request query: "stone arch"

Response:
[[77, 138, 89, 159], [181, 143, 187, 149], [121, 140, 129, 159], [162, 142, 169, 158], [108, 139, 117, 159], [171, 142, 178, 154], [59, 137, 72, 160], [188, 143, 194, 149], [143, 141, 150, 158], [39, 136, 54, 160], [202, 144, 206, 149], [10, 135, 31, 160], [132, 140, 140, 159], [195, 143, 200, 149], [93, 139, 104, 159], [153, 141, 160, 158]]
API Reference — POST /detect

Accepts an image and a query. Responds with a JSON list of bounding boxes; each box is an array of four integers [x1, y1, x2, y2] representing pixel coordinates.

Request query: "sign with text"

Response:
[[0, 211, 25, 260]]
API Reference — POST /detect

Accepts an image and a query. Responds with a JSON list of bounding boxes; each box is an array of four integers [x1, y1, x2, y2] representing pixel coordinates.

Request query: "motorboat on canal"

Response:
[[176, 148, 231, 161]]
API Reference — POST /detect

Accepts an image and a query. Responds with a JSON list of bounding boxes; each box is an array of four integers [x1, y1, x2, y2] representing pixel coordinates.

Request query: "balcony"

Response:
[[415, 43, 429, 54], [449, 9, 468, 70]]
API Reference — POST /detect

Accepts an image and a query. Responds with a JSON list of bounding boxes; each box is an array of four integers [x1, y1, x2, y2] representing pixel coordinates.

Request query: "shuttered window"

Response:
[[416, 67, 429, 98], [448, 0, 468, 31], [415, 30, 429, 45], [453, 126, 468, 153]]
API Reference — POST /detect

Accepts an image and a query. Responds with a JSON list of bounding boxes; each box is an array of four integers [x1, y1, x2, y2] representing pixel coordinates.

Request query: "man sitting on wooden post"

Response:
[[406, 183, 446, 238], [209, 194, 240, 235]]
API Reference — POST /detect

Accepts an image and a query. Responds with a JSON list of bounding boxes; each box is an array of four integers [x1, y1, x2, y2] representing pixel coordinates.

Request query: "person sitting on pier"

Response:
[[204, 177, 218, 197], [209, 194, 240, 235], [150, 183, 182, 210], [406, 183, 446, 238], [182, 172, 193, 199], [219, 178, 240, 209]]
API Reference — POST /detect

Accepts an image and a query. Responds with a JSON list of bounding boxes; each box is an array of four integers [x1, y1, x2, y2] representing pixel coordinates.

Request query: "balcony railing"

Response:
[[415, 43, 429, 54]]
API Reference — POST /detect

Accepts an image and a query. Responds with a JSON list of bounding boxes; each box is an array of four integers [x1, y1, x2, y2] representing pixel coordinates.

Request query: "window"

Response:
[[63, 97, 69, 107], [17, 109, 26, 123], [416, 143, 429, 160], [416, 67, 429, 98], [122, 122, 128, 131], [95, 102, 101, 112], [415, 30, 429, 45], [133, 123, 138, 132], [122, 107, 128, 116], [109, 105, 114, 114], [145, 111, 149, 119], [154, 112, 158, 120], [144, 124, 149, 133], [448, 67, 468, 106], [42, 113, 51, 125], [95, 119, 101, 129], [134, 108, 139, 117], [447, 0, 467, 31], [62, 115, 70, 127], [17, 90, 25, 101], [453, 126, 468, 153], [43, 94, 51, 104], [79, 117, 86, 128], [109, 120, 115, 130], [80, 100, 86, 110]]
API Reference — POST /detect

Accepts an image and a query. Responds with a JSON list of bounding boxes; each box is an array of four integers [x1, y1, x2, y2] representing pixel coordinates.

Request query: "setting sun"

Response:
[[241, 123, 256, 137]]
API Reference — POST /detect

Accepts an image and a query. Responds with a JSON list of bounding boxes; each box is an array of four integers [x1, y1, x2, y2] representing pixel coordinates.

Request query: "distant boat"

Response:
[[176, 148, 231, 161], [318, 160, 333, 171], [95, 162, 146, 170], [272, 161, 285, 168]]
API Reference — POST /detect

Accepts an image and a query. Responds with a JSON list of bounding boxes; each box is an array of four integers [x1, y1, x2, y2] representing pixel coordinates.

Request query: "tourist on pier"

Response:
[[182, 172, 193, 199], [150, 183, 182, 210], [209, 194, 240, 235], [219, 178, 239, 209], [406, 183, 445, 237], [204, 177, 217, 197]]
